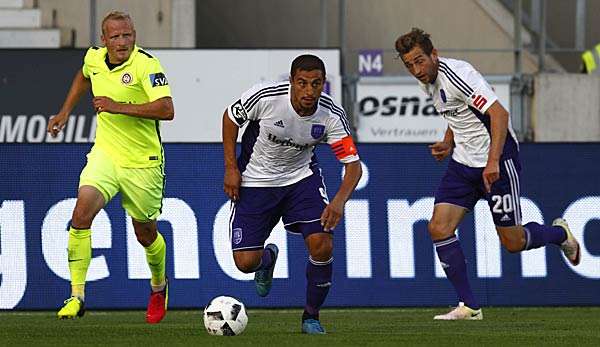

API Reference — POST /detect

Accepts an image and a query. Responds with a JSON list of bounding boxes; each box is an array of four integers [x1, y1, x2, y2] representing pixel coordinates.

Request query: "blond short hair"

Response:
[[101, 11, 134, 35]]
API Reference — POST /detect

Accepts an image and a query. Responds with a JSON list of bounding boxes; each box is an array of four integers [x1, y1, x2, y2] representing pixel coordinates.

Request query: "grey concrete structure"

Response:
[[533, 73, 600, 141]]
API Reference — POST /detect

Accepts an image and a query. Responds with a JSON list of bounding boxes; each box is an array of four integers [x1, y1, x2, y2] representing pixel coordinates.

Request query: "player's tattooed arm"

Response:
[[483, 101, 509, 192], [321, 160, 362, 232], [223, 110, 241, 201]]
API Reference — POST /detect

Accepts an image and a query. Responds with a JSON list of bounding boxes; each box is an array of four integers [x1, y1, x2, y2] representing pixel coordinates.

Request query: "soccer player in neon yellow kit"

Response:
[[47, 11, 174, 324]]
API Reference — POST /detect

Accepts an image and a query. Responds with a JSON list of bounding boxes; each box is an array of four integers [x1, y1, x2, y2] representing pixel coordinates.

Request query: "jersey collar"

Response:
[[103, 45, 140, 72]]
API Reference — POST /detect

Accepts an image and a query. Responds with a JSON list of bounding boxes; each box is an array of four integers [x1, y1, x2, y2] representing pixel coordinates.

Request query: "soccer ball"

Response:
[[203, 296, 248, 336]]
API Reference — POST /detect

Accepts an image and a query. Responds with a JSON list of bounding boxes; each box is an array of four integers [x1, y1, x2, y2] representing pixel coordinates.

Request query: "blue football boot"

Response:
[[254, 244, 279, 297], [302, 318, 326, 334]]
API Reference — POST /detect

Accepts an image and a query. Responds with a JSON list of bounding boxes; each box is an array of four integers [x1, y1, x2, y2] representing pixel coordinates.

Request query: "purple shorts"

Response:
[[434, 157, 522, 227], [230, 169, 330, 251]]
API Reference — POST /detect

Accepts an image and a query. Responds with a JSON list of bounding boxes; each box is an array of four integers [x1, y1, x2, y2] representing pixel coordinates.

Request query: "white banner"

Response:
[[149, 49, 341, 142], [356, 76, 511, 143]]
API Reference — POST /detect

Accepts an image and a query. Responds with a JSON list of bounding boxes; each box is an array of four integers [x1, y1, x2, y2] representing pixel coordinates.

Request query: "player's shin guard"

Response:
[[145, 232, 166, 291], [522, 222, 567, 250], [68, 227, 92, 300], [304, 256, 333, 320], [434, 236, 479, 310]]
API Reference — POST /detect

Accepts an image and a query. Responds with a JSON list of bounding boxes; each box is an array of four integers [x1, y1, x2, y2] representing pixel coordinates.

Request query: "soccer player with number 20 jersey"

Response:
[[395, 28, 581, 320]]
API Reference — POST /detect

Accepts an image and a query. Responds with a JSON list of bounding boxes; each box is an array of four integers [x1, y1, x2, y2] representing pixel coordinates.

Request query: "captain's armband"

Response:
[[330, 136, 358, 160]]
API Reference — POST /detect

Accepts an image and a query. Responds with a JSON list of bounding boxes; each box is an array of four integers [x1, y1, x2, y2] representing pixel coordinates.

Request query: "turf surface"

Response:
[[1, 307, 599, 346]]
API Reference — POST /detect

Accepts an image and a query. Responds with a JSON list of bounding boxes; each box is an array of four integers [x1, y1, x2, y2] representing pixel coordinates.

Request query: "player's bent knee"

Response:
[[233, 251, 261, 273], [428, 221, 454, 240], [308, 234, 333, 261], [500, 238, 523, 253], [132, 220, 158, 247]]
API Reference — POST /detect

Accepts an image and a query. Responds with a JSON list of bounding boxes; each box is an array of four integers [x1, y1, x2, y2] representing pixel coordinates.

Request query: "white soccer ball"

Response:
[[203, 296, 248, 336]]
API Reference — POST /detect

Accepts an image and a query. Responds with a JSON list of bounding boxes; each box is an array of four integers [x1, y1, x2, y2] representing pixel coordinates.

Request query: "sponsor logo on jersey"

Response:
[[500, 214, 511, 222], [121, 72, 132, 85], [267, 133, 309, 150], [149, 72, 168, 87], [472, 94, 488, 109], [440, 109, 459, 118], [274, 120, 285, 128], [311, 124, 325, 139]]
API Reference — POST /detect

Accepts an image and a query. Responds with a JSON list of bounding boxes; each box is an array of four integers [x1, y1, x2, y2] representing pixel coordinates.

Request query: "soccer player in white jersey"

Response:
[[222, 54, 362, 334], [395, 28, 581, 320]]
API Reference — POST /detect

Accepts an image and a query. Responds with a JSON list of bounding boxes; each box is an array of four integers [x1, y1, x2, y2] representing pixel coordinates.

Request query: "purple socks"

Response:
[[304, 256, 333, 320], [522, 222, 567, 250], [434, 235, 479, 310]]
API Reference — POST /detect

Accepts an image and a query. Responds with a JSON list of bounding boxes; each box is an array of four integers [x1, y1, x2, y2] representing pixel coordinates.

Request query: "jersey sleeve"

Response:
[[226, 83, 269, 127], [140, 57, 172, 102], [81, 47, 96, 79], [461, 65, 498, 114], [326, 117, 359, 164]]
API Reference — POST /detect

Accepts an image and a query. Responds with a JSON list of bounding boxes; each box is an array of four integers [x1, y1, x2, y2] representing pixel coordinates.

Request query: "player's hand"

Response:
[[429, 142, 452, 161], [223, 167, 241, 201], [483, 160, 500, 193], [92, 96, 119, 113], [320, 198, 344, 232], [47, 113, 68, 137]]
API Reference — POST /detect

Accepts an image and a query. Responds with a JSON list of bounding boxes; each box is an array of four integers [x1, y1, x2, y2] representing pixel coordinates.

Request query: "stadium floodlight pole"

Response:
[[575, 0, 586, 51], [514, 0, 522, 78], [89, 0, 97, 45], [320, 0, 327, 47], [512, 0, 525, 140], [538, 0, 546, 72], [339, 0, 346, 74]]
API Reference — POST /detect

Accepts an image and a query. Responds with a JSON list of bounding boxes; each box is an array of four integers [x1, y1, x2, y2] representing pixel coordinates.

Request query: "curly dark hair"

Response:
[[395, 28, 434, 57]]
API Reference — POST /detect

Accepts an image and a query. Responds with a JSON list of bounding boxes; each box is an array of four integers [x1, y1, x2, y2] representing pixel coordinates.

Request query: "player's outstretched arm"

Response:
[[320, 160, 362, 231], [92, 96, 174, 121], [222, 110, 241, 201], [48, 69, 91, 137], [482, 101, 509, 192]]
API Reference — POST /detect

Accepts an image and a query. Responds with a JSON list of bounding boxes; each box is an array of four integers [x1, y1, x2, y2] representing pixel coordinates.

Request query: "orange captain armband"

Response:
[[330, 136, 358, 160]]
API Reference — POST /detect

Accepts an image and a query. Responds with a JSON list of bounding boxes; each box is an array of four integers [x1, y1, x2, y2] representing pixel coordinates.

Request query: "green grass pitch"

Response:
[[2, 307, 600, 346]]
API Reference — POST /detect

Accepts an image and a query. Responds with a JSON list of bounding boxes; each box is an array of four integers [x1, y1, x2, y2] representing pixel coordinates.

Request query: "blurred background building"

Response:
[[2, 0, 599, 74], [1, 0, 600, 142]]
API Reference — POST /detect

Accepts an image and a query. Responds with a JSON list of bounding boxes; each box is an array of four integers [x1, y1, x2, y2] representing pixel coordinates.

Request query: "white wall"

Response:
[[534, 74, 600, 141]]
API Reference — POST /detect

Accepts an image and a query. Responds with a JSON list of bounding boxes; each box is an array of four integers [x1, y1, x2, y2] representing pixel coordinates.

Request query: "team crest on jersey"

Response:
[[232, 228, 243, 245], [440, 89, 447, 103], [311, 124, 325, 139], [121, 72, 132, 85]]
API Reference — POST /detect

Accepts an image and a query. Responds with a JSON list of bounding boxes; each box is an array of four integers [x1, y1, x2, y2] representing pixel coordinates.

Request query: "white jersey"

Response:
[[419, 57, 519, 167], [227, 81, 359, 187]]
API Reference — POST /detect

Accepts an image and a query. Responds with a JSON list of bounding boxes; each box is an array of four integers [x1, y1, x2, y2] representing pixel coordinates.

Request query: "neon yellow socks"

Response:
[[145, 232, 167, 292], [68, 227, 91, 300]]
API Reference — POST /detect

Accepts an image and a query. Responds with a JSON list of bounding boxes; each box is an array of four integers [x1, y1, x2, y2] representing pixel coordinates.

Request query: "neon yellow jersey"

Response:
[[82, 45, 172, 168]]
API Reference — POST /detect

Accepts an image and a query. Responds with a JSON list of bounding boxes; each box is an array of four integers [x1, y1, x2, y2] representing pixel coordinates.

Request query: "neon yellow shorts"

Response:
[[79, 146, 165, 222]]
